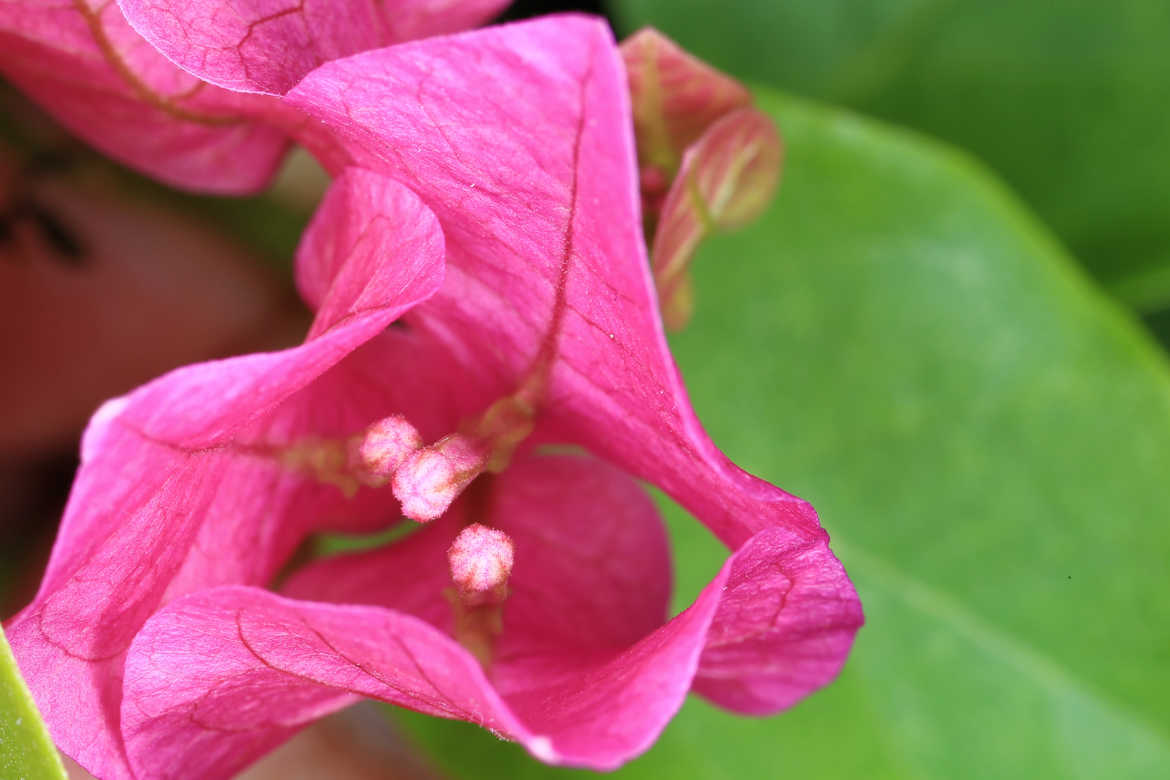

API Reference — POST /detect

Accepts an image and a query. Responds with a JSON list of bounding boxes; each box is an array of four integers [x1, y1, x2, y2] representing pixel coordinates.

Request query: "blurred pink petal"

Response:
[[0, 0, 507, 191], [0, 1, 286, 191], [119, 0, 509, 95], [0, 158, 301, 456]]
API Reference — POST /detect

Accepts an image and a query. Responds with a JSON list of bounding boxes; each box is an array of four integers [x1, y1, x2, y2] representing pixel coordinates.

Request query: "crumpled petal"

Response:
[[119, 0, 510, 95], [285, 16, 820, 548], [4, 170, 445, 779], [121, 455, 859, 776], [0, 1, 287, 191]]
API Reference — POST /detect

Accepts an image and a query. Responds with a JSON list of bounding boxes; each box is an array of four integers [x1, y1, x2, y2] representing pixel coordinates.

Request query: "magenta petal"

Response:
[[119, 0, 509, 95], [491, 455, 673, 656], [505, 532, 859, 762], [120, 454, 689, 773], [694, 527, 864, 714], [120, 581, 721, 773], [0, 2, 287, 192], [285, 17, 818, 547], [120, 586, 534, 780], [5, 170, 444, 779]]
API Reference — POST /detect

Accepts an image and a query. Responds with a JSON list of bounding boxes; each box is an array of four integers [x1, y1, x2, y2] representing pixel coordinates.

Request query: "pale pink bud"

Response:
[[352, 414, 423, 486], [392, 434, 489, 521], [448, 523, 514, 597]]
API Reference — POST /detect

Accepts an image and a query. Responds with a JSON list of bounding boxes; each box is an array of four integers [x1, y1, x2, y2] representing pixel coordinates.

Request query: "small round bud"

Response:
[[392, 434, 489, 521], [448, 523, 514, 597], [353, 415, 423, 485]]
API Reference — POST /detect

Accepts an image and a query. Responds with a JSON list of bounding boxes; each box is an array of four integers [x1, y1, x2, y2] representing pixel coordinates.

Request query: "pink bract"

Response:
[[6, 16, 862, 780]]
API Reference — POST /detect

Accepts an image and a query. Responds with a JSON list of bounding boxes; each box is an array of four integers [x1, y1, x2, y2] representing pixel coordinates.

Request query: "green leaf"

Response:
[[397, 88, 1170, 778], [0, 625, 66, 780], [612, 0, 1170, 313]]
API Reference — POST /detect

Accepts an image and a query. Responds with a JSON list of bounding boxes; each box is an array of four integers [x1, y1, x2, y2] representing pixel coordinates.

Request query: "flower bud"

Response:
[[351, 414, 423, 486], [392, 434, 490, 521], [448, 523, 514, 600]]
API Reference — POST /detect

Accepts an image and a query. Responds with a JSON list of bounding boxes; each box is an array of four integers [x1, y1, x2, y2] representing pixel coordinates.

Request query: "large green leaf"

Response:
[[396, 88, 1170, 778], [613, 0, 1170, 313], [0, 625, 66, 780]]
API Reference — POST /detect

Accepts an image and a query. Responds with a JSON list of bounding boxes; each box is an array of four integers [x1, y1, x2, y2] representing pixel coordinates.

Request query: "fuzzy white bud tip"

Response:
[[392, 435, 489, 522], [448, 523, 514, 595], [355, 415, 423, 483]]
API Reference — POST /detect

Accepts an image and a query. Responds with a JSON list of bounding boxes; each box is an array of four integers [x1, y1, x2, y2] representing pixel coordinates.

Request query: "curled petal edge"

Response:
[[120, 527, 860, 776]]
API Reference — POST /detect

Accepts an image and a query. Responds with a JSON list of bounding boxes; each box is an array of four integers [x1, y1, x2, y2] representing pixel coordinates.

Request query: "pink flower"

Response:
[[6, 17, 862, 779], [0, 0, 507, 192]]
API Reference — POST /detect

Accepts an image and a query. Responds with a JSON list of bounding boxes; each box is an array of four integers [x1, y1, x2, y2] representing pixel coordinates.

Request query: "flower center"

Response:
[[392, 394, 535, 522], [448, 522, 514, 601], [268, 386, 535, 521]]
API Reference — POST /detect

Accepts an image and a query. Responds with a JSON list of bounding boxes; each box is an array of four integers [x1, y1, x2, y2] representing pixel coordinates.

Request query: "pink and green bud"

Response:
[[621, 28, 783, 330], [653, 108, 783, 330], [621, 28, 751, 181]]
